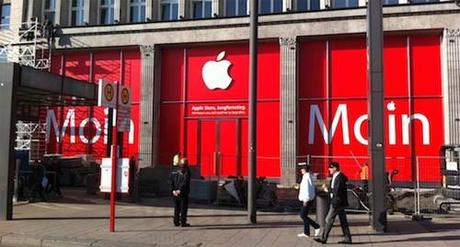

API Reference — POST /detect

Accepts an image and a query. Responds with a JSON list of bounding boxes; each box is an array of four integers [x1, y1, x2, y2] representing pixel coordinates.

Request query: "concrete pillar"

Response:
[[443, 29, 460, 145], [139, 45, 156, 168], [284, 0, 294, 11], [279, 37, 298, 187], [55, 0, 70, 26], [119, 0, 128, 23], [359, 0, 366, 7], [114, 0, 121, 22], [146, 0, 154, 21], [0, 63, 17, 221], [217, 0, 225, 16], [84, 0, 91, 24], [212, 0, 219, 16], [10, 0, 27, 30], [179, 0, 187, 19], [88, 0, 98, 25], [26, 0, 42, 22]]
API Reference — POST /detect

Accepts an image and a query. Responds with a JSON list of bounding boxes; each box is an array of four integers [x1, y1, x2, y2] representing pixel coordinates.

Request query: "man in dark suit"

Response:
[[169, 157, 191, 227], [315, 162, 352, 244]]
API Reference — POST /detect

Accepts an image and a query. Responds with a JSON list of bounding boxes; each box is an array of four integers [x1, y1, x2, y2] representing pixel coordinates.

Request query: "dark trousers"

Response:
[[300, 200, 320, 235], [320, 205, 352, 243], [173, 195, 189, 225], [29, 183, 46, 202]]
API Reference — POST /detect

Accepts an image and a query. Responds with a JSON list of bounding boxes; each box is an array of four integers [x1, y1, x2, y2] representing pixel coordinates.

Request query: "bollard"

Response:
[[316, 191, 329, 227], [13, 159, 20, 203]]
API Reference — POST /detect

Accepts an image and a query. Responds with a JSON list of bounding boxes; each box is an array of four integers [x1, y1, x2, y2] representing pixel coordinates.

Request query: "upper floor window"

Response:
[[71, 0, 85, 26], [259, 0, 283, 14], [129, 0, 146, 22], [0, 4, 10, 30], [43, 0, 56, 24], [384, 0, 399, 5], [193, 0, 212, 19], [331, 0, 359, 9], [297, 0, 320, 11], [161, 0, 178, 20], [225, 0, 247, 17], [100, 0, 115, 24], [411, 0, 439, 3]]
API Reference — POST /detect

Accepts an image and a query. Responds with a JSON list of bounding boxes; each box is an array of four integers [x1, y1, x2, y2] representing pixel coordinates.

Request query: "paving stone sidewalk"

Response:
[[1, 190, 460, 247]]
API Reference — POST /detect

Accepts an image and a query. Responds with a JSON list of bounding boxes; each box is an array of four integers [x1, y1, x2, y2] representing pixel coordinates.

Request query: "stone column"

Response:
[[83, 0, 91, 24], [88, 0, 98, 25], [119, 0, 128, 23], [10, 0, 27, 30], [212, 0, 219, 16], [56, 0, 70, 26], [146, 0, 155, 21], [358, 0, 366, 7], [284, 0, 294, 11], [279, 37, 298, 187], [114, 0, 121, 23], [443, 29, 460, 145], [26, 0, 42, 22], [139, 45, 156, 168], [179, 0, 187, 19]]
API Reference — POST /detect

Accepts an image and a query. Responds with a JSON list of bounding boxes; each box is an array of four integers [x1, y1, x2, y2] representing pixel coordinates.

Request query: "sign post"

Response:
[[367, 0, 387, 232], [98, 80, 131, 232]]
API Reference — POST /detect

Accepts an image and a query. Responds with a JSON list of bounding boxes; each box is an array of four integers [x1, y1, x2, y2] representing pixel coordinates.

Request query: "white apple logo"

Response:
[[202, 51, 233, 90], [387, 101, 396, 111]]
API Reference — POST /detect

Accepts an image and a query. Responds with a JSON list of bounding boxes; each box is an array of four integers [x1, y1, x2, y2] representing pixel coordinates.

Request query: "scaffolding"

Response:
[[15, 121, 47, 161], [0, 18, 52, 70]]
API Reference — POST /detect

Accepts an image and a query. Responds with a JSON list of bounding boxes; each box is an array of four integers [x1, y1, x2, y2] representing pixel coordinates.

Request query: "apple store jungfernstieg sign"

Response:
[[202, 51, 233, 90]]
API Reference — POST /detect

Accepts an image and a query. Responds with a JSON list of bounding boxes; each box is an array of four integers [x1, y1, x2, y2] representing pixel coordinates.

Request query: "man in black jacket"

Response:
[[169, 157, 191, 227], [315, 162, 352, 244]]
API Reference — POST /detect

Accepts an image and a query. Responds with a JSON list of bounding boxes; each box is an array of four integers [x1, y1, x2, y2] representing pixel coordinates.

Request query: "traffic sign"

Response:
[[98, 80, 117, 108], [117, 85, 131, 132]]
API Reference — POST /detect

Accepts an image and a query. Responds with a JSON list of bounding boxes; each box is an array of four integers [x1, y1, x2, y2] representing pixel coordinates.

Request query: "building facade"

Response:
[[2, 0, 460, 186]]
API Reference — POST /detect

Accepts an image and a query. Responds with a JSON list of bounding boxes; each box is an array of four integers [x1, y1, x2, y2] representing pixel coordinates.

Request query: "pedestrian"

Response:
[[173, 152, 181, 166], [314, 162, 352, 244], [29, 160, 47, 203], [297, 163, 320, 238], [169, 157, 191, 227]]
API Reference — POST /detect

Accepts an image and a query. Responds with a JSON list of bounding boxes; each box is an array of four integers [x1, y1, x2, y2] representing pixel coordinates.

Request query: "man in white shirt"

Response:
[[297, 163, 320, 238]]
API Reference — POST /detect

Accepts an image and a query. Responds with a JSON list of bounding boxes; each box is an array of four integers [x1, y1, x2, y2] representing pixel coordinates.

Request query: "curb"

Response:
[[0, 233, 154, 247], [0, 233, 202, 247]]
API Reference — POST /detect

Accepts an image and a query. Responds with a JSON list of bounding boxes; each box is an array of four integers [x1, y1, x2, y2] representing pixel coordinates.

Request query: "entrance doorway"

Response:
[[189, 119, 242, 180]]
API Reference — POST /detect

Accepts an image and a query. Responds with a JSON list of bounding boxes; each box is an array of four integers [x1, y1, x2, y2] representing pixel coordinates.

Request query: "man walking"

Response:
[[169, 157, 191, 227], [297, 163, 320, 238], [315, 162, 352, 244]]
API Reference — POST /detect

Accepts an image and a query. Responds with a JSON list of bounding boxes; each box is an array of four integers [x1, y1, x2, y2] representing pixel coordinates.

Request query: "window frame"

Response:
[[192, 0, 213, 19], [159, 0, 179, 21], [98, 0, 115, 25], [70, 0, 85, 26], [259, 0, 283, 14], [410, 0, 439, 3], [383, 0, 399, 5], [0, 3, 11, 30], [296, 0, 321, 11], [128, 0, 146, 23], [42, 0, 57, 24], [224, 0, 248, 17], [330, 0, 360, 9]]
